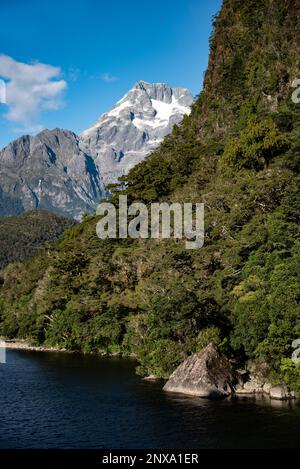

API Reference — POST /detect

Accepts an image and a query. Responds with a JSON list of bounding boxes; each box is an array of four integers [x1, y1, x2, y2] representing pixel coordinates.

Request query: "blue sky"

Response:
[[0, 0, 222, 149]]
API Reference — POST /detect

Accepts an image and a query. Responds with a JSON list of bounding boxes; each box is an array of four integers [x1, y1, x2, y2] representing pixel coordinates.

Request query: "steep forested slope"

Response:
[[0, 0, 299, 392]]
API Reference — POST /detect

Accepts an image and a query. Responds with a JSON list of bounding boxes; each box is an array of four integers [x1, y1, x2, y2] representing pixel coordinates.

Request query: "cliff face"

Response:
[[198, 0, 300, 139], [0, 0, 299, 389]]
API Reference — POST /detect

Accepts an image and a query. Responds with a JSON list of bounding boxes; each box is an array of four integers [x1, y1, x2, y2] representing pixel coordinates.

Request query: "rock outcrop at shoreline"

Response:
[[163, 343, 235, 399], [163, 348, 297, 401], [235, 361, 296, 400]]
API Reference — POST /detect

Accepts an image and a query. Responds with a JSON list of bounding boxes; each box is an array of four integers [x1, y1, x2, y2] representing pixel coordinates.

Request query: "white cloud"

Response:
[[100, 72, 120, 83], [0, 55, 67, 133]]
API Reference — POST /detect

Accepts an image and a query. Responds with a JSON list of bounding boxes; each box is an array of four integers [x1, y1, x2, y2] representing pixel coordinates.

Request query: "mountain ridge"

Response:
[[0, 82, 193, 220]]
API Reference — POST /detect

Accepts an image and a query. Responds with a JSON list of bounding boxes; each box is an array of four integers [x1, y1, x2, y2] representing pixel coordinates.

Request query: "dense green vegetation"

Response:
[[0, 211, 75, 269], [0, 0, 300, 391]]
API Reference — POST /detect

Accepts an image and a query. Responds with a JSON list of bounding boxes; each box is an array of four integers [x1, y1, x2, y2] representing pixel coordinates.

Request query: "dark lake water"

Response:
[[1, 349, 300, 449]]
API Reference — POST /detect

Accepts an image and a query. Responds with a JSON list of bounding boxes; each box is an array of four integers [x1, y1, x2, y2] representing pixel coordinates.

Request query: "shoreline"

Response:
[[2, 338, 298, 401], [0, 338, 132, 359], [1, 338, 65, 353]]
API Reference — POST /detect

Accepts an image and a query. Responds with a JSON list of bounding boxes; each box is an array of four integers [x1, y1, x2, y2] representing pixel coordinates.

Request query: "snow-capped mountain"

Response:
[[80, 81, 193, 185], [0, 82, 193, 219]]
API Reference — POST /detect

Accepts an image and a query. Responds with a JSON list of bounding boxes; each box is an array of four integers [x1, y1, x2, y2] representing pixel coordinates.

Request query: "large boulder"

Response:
[[163, 343, 235, 399]]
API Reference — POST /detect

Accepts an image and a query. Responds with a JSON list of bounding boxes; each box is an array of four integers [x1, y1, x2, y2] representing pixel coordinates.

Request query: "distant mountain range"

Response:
[[0, 82, 193, 220]]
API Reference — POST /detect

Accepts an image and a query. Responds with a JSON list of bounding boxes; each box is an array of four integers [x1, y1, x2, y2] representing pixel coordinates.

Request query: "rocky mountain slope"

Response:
[[0, 129, 102, 220], [0, 83, 192, 220]]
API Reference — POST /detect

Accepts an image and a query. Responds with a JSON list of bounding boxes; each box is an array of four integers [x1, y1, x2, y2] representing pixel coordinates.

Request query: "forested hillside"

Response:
[[0, 211, 75, 269], [0, 0, 299, 392]]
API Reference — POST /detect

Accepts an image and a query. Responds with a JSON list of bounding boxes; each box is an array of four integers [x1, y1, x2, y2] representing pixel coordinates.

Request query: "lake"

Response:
[[1, 349, 300, 449]]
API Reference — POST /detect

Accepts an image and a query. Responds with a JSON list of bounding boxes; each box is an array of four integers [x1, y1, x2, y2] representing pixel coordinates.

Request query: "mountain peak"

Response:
[[133, 81, 170, 92], [80, 82, 193, 185], [134, 80, 152, 89]]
